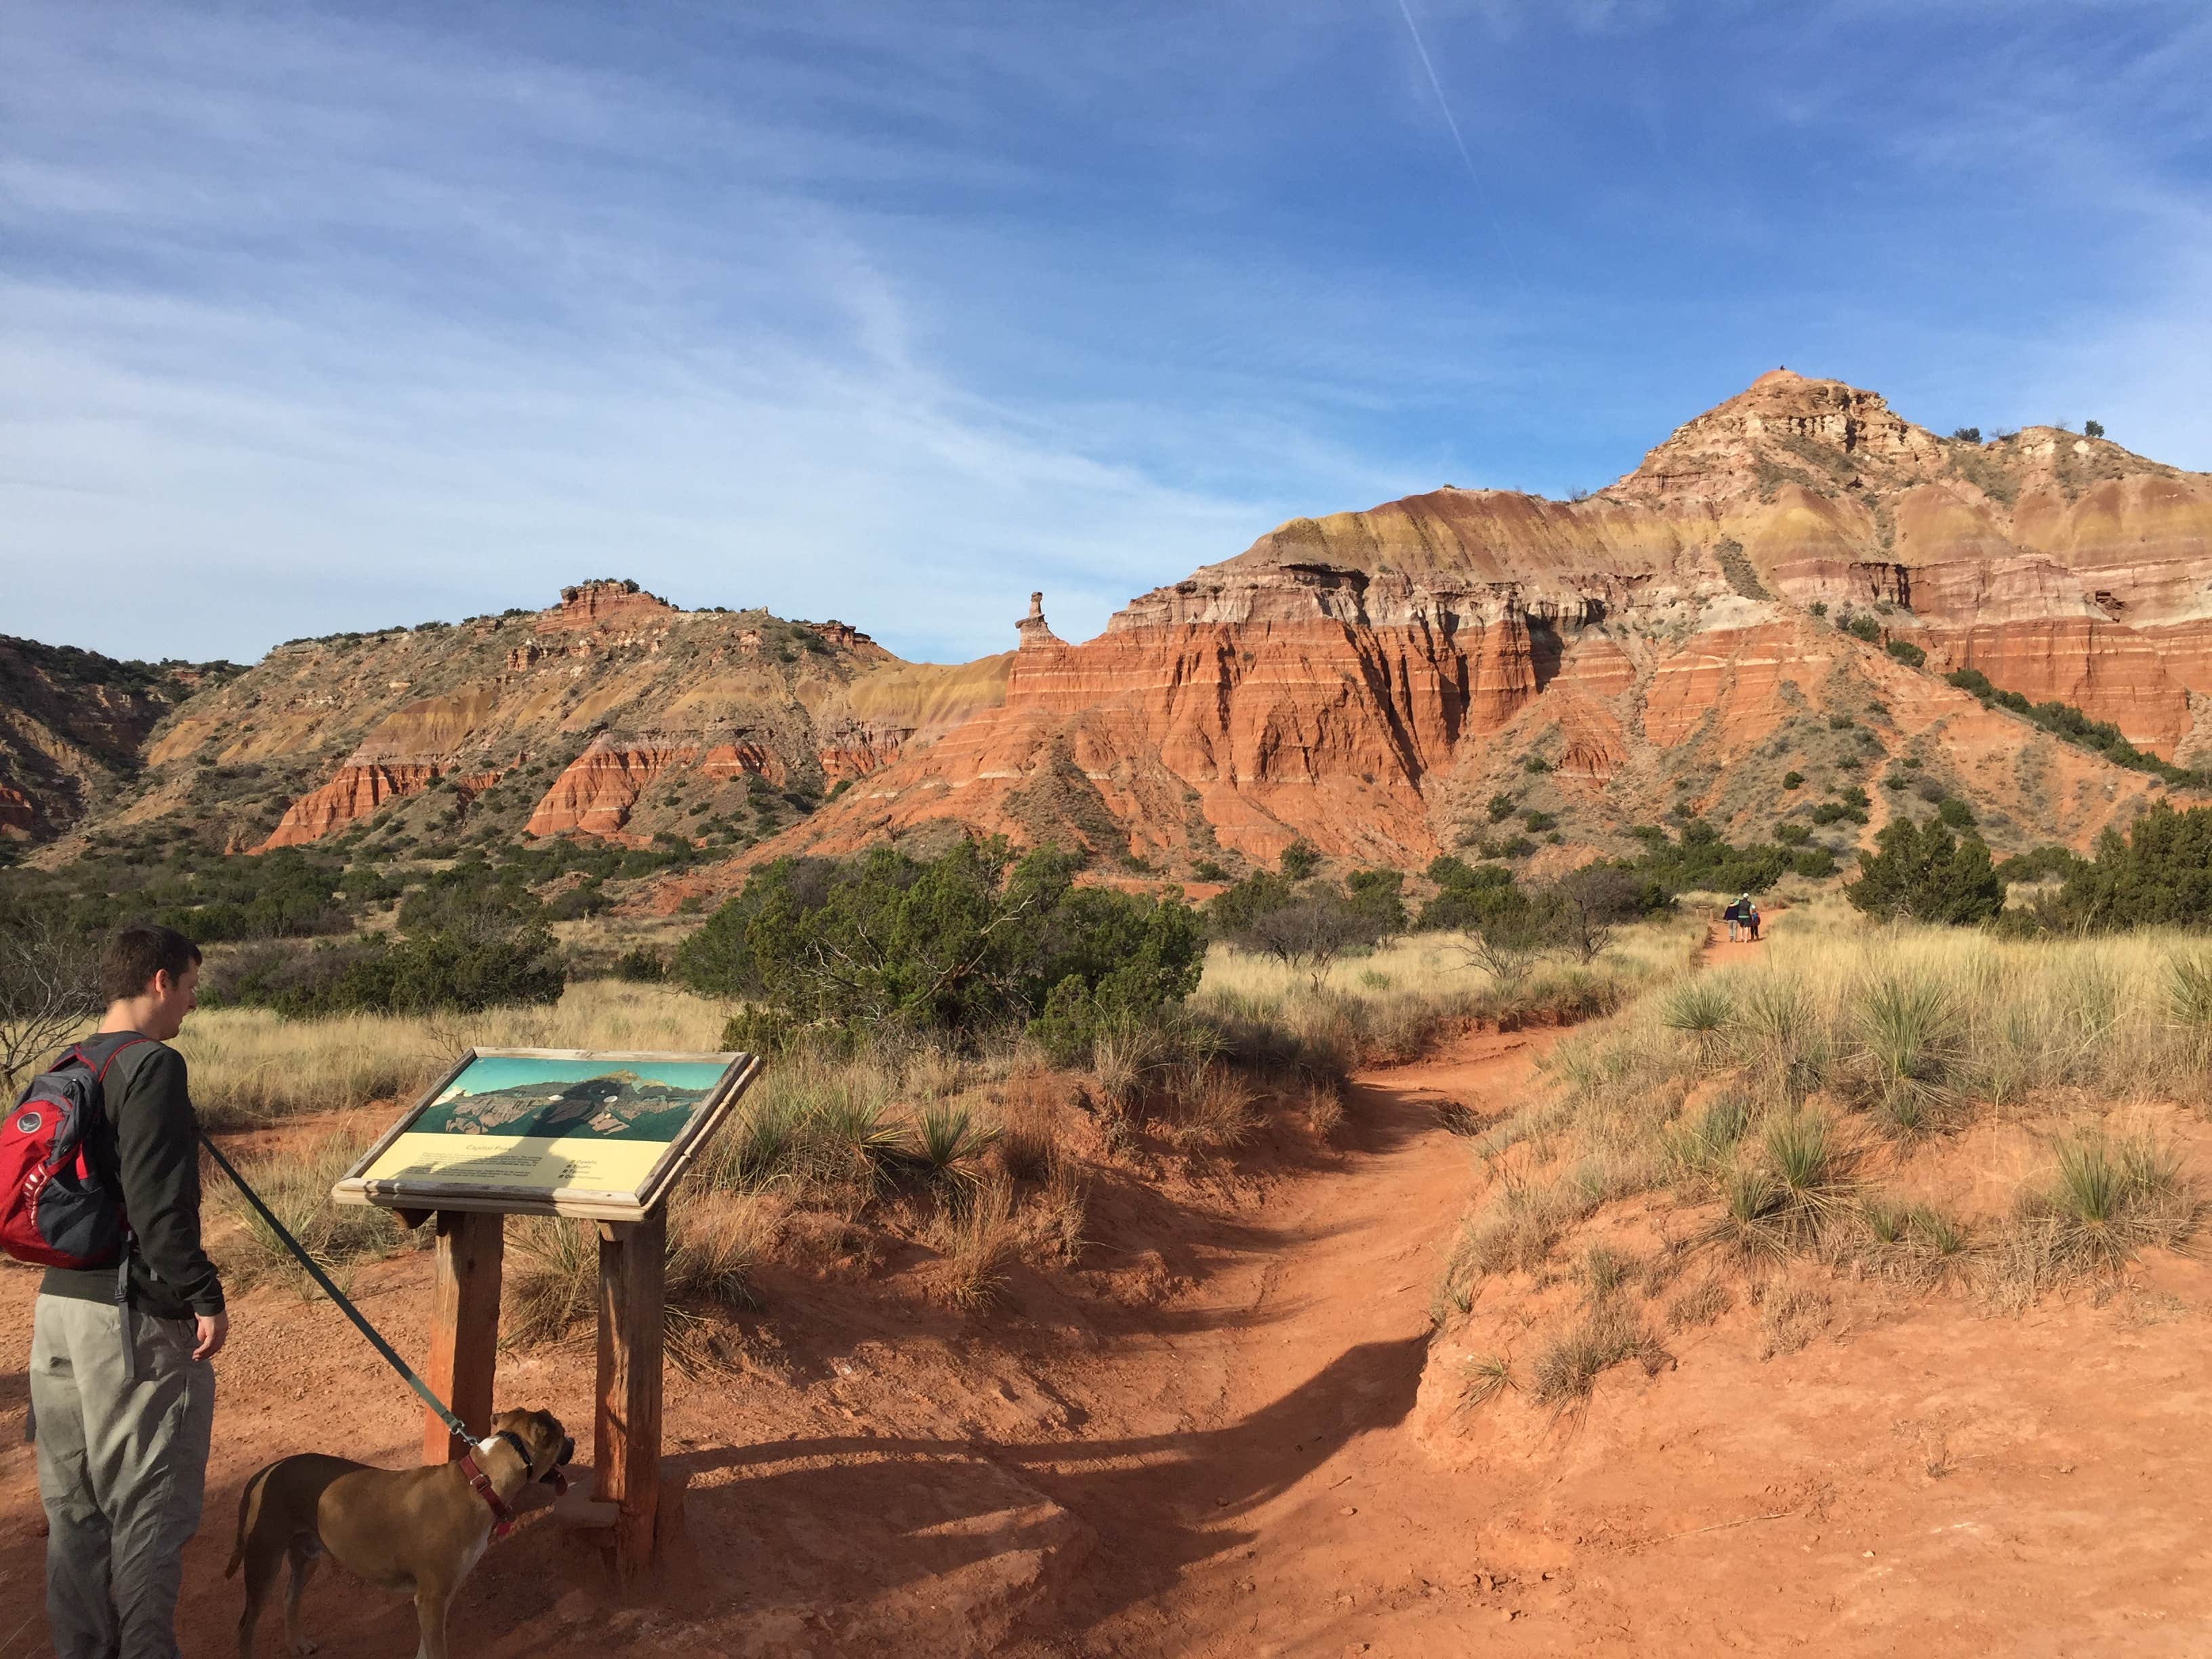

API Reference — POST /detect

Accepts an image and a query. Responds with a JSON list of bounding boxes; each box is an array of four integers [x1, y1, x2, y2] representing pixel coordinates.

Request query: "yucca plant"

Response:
[[2028, 1130, 2198, 1273], [2166, 954, 2212, 1071], [908, 1101, 1000, 1186], [1460, 1353, 1518, 1408], [812, 1089, 906, 1185], [1662, 1092, 1749, 1182], [1662, 979, 1736, 1067], [1853, 973, 1960, 1135], [1734, 977, 1826, 1106], [502, 1217, 598, 1346], [708, 1093, 807, 1192]]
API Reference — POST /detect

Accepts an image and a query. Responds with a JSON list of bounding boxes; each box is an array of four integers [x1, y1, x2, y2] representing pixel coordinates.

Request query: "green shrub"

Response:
[[1944, 671, 2211, 789], [1624, 819, 1787, 897], [1279, 840, 1319, 880], [1845, 614, 1881, 643], [1845, 819, 2003, 926], [1782, 771, 1803, 790], [677, 840, 1204, 1047], [613, 947, 666, 983], [1885, 638, 1927, 669], [1344, 868, 1408, 933], [208, 920, 567, 1018], [1936, 796, 1975, 830], [1999, 844, 2085, 886], [2060, 804, 2212, 928], [1416, 859, 1525, 931]]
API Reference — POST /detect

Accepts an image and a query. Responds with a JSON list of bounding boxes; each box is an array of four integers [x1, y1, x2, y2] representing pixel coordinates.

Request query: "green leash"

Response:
[[197, 1130, 473, 1444]]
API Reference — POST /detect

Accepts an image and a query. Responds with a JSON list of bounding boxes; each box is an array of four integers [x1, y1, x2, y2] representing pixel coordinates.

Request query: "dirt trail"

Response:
[[8, 981, 2212, 1654], [1004, 1029, 1553, 1655]]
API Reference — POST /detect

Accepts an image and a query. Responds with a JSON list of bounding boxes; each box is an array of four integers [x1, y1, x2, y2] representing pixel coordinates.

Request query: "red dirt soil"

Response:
[[4, 1020, 2211, 1654]]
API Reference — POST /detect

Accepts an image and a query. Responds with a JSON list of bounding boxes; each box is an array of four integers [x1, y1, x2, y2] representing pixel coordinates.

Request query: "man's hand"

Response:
[[192, 1311, 229, 1362]]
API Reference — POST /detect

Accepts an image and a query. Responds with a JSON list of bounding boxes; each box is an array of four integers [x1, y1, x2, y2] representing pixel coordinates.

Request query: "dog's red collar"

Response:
[[457, 1451, 518, 1542]]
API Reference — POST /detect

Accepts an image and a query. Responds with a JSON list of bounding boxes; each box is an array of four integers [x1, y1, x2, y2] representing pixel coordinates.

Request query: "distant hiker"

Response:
[[1721, 898, 1740, 941], [1747, 899, 1762, 941], [25, 922, 225, 1659], [1736, 893, 1755, 943]]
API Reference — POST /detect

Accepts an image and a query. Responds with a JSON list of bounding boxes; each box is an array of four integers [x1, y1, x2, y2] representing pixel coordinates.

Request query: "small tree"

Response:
[[1845, 819, 2003, 925], [1229, 886, 1385, 989], [1950, 426, 1982, 444], [1454, 906, 1550, 992], [1548, 865, 1647, 964], [1343, 868, 1408, 933], [2084, 419, 2105, 440], [1279, 840, 1319, 880], [0, 915, 102, 1092]]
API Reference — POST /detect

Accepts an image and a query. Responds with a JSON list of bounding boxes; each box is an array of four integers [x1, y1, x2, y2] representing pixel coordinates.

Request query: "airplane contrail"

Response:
[[1393, 0, 1485, 192]]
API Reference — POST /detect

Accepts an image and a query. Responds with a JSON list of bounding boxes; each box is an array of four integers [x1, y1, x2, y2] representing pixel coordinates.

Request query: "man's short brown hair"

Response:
[[100, 922, 203, 1004]]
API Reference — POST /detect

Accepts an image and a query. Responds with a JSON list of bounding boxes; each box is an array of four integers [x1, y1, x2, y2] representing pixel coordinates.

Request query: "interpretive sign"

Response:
[[333, 1047, 760, 1222]]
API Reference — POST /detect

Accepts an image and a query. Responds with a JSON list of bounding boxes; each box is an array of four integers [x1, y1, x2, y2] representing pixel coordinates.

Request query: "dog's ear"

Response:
[[528, 1410, 567, 1465]]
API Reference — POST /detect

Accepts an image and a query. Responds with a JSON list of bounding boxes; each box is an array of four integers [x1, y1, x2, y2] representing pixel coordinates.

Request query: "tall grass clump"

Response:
[[1706, 1113, 1857, 1261], [211, 1134, 412, 1292], [1529, 1278, 1670, 1408], [2019, 1131, 2197, 1273], [930, 1175, 1019, 1310], [1848, 973, 1961, 1135]]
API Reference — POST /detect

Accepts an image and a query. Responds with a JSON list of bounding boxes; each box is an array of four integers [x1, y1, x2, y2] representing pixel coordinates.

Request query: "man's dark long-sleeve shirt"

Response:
[[38, 1031, 225, 1320]]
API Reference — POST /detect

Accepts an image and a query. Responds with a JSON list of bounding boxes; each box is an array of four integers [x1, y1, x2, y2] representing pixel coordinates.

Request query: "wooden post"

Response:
[[422, 1210, 505, 1464], [594, 1210, 665, 1579]]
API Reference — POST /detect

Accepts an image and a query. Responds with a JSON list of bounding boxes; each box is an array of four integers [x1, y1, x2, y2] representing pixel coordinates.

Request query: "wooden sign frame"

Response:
[[331, 1046, 761, 1223], [326, 1045, 762, 1578]]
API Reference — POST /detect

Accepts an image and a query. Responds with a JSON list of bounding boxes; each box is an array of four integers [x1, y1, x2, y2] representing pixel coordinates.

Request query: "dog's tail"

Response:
[[226, 1460, 280, 1579]]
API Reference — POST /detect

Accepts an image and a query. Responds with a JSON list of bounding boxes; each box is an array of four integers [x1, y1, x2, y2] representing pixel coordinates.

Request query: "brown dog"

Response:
[[228, 1408, 573, 1659]]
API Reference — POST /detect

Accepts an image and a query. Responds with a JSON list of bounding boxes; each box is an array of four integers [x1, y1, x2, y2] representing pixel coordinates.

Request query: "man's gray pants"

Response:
[[29, 1294, 216, 1659]]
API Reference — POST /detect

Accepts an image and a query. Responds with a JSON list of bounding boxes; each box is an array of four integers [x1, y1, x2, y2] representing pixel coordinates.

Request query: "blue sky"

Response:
[[5, 1, 2209, 666]]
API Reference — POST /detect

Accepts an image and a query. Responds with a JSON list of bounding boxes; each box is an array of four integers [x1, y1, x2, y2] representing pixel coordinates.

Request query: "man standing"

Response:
[[30, 922, 226, 1659]]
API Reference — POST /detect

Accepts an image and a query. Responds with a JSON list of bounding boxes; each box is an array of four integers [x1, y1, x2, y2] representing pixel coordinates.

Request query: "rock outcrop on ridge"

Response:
[[53, 581, 1009, 859]]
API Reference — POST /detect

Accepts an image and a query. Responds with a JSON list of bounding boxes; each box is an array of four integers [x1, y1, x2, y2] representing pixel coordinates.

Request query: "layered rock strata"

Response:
[[740, 371, 2210, 874]]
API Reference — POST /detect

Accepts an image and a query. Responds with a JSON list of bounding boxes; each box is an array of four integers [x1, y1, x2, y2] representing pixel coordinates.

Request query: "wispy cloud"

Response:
[[1, 1, 2207, 666]]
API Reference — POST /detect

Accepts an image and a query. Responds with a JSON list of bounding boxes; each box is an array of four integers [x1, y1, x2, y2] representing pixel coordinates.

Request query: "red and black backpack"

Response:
[[0, 1038, 146, 1269]]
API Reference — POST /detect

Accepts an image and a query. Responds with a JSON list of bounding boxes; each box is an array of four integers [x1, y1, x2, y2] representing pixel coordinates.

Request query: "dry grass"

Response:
[[1530, 1293, 1670, 1408], [501, 1192, 778, 1351], [501, 1216, 599, 1347], [209, 1132, 418, 1294], [1166, 1062, 1258, 1150], [1664, 1279, 1733, 1331], [1195, 911, 1704, 1076], [930, 1175, 1019, 1310], [178, 980, 733, 1129], [1756, 1279, 1832, 1359], [1435, 895, 2212, 1334], [1302, 1080, 1347, 1141]]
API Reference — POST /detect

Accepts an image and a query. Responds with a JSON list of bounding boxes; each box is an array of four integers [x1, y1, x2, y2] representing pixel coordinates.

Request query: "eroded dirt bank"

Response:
[[4, 1021, 2211, 1655]]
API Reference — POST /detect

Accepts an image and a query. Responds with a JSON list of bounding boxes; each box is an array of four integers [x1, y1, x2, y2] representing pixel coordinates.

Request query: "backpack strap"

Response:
[[81, 1036, 155, 1086]]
